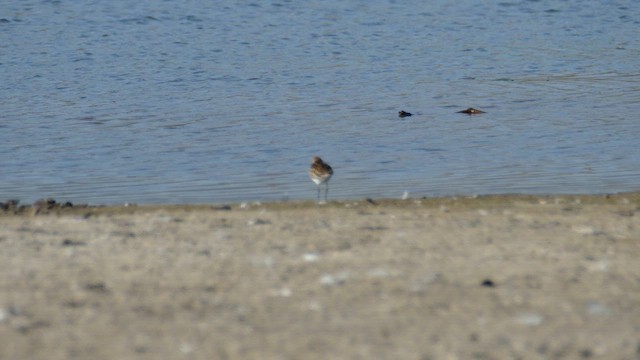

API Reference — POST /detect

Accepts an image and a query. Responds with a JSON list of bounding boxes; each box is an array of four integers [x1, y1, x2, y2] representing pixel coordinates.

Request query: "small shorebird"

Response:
[[309, 156, 333, 202]]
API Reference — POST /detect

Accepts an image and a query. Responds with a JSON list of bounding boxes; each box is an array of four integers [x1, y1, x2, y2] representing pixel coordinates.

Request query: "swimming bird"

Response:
[[398, 110, 413, 118], [457, 107, 485, 114], [309, 156, 333, 202]]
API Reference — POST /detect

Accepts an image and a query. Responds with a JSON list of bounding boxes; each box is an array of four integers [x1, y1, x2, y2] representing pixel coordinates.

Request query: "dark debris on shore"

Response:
[[1, 198, 88, 215]]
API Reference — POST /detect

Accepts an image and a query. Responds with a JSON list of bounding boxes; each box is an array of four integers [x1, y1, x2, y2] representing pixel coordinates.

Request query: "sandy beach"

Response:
[[1, 193, 639, 359]]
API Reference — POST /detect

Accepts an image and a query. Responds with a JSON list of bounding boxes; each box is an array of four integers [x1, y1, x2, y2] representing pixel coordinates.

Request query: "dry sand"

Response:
[[1, 193, 639, 359]]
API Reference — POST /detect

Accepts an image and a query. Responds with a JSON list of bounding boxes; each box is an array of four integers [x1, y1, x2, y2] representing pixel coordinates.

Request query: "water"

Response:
[[1, 0, 639, 204]]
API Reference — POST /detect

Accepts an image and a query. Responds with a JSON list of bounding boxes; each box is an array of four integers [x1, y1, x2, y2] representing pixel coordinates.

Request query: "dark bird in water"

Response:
[[457, 107, 485, 114], [398, 110, 413, 118]]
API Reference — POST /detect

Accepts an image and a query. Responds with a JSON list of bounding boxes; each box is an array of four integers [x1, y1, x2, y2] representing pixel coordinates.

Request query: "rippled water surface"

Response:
[[2, 0, 639, 204]]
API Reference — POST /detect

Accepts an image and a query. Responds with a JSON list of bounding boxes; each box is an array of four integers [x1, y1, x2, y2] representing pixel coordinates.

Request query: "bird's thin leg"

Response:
[[324, 183, 329, 202], [317, 186, 321, 201]]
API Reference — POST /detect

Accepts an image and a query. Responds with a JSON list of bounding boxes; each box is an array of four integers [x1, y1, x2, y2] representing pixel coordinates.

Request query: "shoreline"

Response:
[[1, 191, 639, 359], [2, 191, 640, 216]]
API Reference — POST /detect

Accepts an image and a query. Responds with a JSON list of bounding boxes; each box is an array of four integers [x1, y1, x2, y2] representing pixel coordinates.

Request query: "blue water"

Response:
[[1, 1, 639, 204]]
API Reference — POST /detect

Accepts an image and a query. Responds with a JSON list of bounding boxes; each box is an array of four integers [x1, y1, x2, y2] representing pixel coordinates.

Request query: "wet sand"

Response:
[[1, 193, 639, 359]]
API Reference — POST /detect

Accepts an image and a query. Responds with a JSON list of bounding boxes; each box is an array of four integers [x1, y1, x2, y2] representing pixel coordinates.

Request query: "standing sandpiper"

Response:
[[309, 156, 333, 202]]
